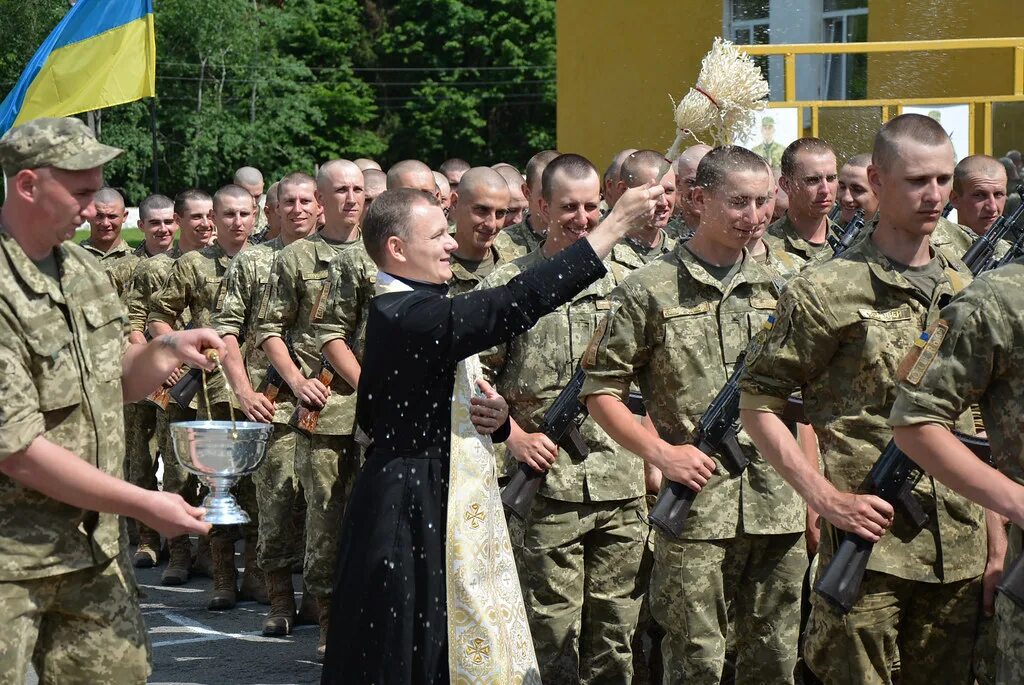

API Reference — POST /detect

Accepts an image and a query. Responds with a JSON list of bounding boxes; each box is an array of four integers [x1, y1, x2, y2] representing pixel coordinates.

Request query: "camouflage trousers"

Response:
[[123, 403, 157, 489], [650, 530, 805, 685], [253, 422, 305, 573], [0, 552, 149, 684], [996, 525, 1024, 685], [157, 403, 200, 504], [515, 495, 646, 684], [207, 404, 259, 543], [296, 434, 360, 598], [804, 567, 981, 685]]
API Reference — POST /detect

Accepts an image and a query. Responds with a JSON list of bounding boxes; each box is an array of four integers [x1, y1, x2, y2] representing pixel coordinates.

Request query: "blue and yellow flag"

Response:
[[0, 0, 155, 133]]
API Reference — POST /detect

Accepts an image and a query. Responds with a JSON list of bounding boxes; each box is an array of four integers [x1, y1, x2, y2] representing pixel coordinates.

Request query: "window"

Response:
[[823, 1, 868, 99], [731, 0, 771, 82]]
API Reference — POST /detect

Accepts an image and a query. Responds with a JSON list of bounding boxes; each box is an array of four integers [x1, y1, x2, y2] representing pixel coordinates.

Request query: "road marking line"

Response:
[[150, 612, 315, 648]]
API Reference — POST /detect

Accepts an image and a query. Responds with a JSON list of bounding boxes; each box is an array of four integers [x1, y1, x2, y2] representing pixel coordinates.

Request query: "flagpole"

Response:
[[150, 97, 159, 193]]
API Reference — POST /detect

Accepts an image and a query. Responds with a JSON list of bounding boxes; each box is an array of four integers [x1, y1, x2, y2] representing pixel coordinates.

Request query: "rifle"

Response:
[[647, 354, 750, 539], [500, 366, 590, 521], [255, 335, 299, 402], [942, 201, 954, 218], [828, 210, 865, 258], [1000, 545, 1024, 610], [992, 216, 1024, 270], [828, 203, 842, 225], [961, 184, 1024, 275], [625, 391, 647, 416], [146, 322, 196, 409], [290, 355, 338, 434]]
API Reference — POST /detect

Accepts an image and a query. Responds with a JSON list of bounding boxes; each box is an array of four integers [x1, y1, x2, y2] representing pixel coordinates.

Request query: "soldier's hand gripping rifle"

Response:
[[828, 210, 865, 258], [961, 184, 1024, 275], [290, 355, 338, 434], [647, 354, 750, 539], [500, 366, 590, 521], [256, 334, 299, 403]]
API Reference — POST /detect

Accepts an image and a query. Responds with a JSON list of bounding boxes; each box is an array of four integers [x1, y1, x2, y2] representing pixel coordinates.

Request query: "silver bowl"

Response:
[[170, 420, 272, 525]]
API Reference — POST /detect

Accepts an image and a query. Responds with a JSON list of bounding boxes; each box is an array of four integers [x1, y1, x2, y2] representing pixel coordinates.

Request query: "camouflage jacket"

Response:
[[80, 236, 132, 263], [149, 242, 236, 408], [581, 243, 804, 539], [739, 228, 986, 583], [0, 229, 128, 580], [890, 259, 1024, 485], [752, 236, 806, 282], [764, 214, 837, 267], [479, 246, 643, 502], [107, 243, 165, 300], [313, 243, 377, 361], [608, 230, 676, 274], [664, 215, 695, 242], [253, 233, 361, 434], [213, 237, 286, 420], [125, 244, 185, 335], [448, 231, 521, 297], [501, 212, 546, 259]]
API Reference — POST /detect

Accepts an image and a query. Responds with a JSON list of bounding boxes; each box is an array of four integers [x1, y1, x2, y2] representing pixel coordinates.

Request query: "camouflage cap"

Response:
[[0, 117, 122, 175]]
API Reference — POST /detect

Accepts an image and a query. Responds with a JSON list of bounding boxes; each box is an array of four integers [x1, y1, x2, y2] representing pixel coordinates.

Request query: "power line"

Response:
[[160, 61, 553, 73]]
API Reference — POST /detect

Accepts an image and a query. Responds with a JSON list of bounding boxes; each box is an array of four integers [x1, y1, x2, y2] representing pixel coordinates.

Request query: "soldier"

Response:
[[235, 166, 267, 236], [746, 165, 804, 281], [583, 146, 806, 684], [503, 149, 559, 258], [752, 116, 785, 169], [889, 262, 1024, 685], [125, 189, 214, 575], [387, 159, 439, 199], [739, 114, 998, 685], [148, 185, 262, 607], [495, 164, 529, 227], [669, 143, 712, 239], [837, 153, 878, 225], [602, 148, 638, 213], [609, 150, 677, 272], [255, 166, 362, 655], [439, 157, 470, 192], [764, 138, 839, 267], [447, 167, 513, 296], [478, 154, 646, 682], [945, 155, 1011, 258], [362, 168, 386, 213], [0, 116, 216, 685], [250, 181, 280, 245], [81, 186, 131, 263], [353, 158, 382, 172], [433, 170, 453, 214], [118, 194, 178, 567]]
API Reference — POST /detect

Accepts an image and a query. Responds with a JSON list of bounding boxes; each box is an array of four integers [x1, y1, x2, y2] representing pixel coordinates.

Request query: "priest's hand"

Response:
[[470, 379, 508, 435]]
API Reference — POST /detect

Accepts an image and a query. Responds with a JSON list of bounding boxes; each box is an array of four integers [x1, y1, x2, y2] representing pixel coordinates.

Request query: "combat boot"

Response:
[[316, 596, 330, 661], [192, 535, 214, 578], [133, 525, 161, 568], [262, 569, 296, 636], [208, 537, 238, 611], [296, 582, 318, 626], [238, 536, 269, 605], [160, 536, 193, 585]]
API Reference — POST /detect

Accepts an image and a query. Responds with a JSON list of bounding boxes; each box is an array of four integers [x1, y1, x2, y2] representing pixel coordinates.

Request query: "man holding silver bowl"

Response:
[[0, 116, 223, 685]]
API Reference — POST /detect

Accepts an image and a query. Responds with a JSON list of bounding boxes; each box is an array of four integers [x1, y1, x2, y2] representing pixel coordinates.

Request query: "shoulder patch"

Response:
[[897, 319, 949, 385]]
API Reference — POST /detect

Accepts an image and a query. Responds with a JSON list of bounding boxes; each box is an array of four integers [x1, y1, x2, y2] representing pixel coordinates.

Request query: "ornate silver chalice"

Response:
[[170, 420, 272, 525]]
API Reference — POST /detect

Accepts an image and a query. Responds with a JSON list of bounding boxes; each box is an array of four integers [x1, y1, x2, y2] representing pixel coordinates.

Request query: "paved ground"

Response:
[[31, 539, 323, 685]]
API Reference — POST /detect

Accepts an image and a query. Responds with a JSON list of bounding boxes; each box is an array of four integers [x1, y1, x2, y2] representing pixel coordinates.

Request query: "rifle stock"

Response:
[[290, 356, 337, 434]]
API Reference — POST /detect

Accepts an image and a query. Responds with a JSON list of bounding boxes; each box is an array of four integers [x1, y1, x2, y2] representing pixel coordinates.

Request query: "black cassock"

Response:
[[321, 239, 605, 684]]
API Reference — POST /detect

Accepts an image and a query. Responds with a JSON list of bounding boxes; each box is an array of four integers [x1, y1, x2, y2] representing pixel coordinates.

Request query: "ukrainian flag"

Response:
[[0, 0, 155, 133]]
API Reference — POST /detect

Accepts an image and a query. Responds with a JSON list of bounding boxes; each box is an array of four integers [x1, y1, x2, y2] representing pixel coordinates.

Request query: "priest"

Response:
[[321, 180, 663, 684]]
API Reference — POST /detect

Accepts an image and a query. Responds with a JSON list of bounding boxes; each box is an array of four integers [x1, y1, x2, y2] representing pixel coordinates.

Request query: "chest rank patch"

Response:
[[311, 280, 331, 322], [898, 319, 949, 385]]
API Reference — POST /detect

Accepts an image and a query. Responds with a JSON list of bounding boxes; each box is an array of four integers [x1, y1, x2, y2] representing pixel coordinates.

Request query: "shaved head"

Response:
[[620, 150, 670, 187], [674, 144, 712, 227], [354, 158, 382, 172], [951, 154, 1009, 234], [213, 183, 253, 211], [674, 144, 713, 177], [316, 159, 363, 194], [387, 159, 437, 194], [525, 150, 560, 192], [872, 113, 952, 173], [279, 171, 316, 195], [451, 167, 511, 258], [265, 181, 280, 206], [433, 171, 451, 202], [94, 187, 125, 208], [953, 155, 1007, 194], [458, 167, 511, 197], [603, 148, 638, 208], [843, 153, 873, 169], [363, 169, 386, 197]]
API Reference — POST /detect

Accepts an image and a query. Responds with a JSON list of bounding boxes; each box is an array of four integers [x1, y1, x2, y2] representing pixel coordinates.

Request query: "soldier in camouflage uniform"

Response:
[[669, 144, 712, 241], [115, 194, 178, 568], [739, 115, 998, 684], [0, 116, 214, 685], [746, 166, 806, 282], [764, 138, 840, 269], [752, 117, 785, 169], [502, 150, 559, 258], [235, 166, 268, 238], [447, 167, 514, 295], [837, 153, 878, 226], [248, 181, 281, 246], [124, 190, 213, 573], [148, 186, 261, 607], [254, 167, 361, 654], [889, 261, 1024, 685], [80, 186, 131, 264], [944, 155, 1013, 260], [608, 150, 678, 274], [478, 154, 646, 682], [583, 147, 806, 685]]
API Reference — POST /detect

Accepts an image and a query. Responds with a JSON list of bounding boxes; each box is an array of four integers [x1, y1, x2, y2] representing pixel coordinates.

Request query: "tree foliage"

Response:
[[0, 0, 556, 203]]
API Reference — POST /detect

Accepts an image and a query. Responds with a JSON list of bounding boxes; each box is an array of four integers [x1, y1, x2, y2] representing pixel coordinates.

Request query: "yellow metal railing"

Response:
[[737, 37, 1024, 154]]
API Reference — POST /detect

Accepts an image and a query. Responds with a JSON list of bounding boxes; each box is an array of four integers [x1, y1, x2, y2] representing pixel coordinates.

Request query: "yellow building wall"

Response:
[[556, 0, 724, 168]]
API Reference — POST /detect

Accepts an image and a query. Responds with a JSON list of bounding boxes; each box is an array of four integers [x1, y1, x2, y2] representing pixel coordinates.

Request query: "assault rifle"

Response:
[[647, 354, 750, 539], [961, 184, 1024, 275], [256, 335, 300, 403], [827, 210, 865, 258], [500, 366, 590, 521]]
